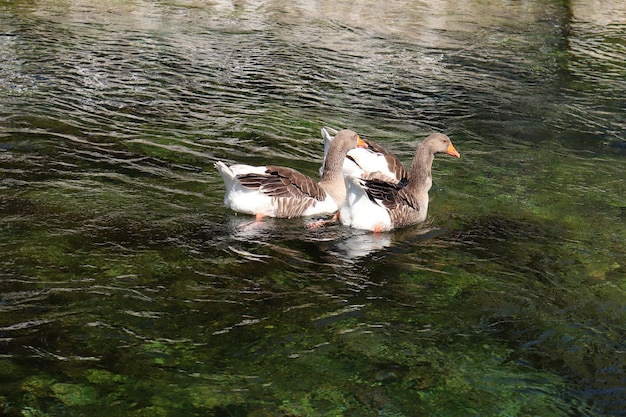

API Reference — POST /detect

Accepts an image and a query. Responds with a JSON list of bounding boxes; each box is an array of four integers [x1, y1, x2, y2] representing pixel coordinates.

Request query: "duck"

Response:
[[320, 126, 408, 181], [215, 129, 367, 221], [340, 133, 460, 232]]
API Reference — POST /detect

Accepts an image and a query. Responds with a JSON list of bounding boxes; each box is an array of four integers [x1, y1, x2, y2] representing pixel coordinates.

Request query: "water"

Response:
[[1, 0, 625, 416]]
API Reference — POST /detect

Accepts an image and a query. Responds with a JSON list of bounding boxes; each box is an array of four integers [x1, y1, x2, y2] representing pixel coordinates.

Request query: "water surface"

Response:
[[1, 0, 625, 416]]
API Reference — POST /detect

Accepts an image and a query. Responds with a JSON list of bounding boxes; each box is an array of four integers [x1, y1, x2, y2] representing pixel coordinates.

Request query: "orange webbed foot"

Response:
[[238, 213, 265, 231]]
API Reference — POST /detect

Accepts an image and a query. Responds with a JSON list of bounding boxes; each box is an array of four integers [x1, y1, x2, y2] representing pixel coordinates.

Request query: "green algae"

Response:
[[49, 383, 98, 407], [186, 383, 245, 409], [20, 377, 98, 408]]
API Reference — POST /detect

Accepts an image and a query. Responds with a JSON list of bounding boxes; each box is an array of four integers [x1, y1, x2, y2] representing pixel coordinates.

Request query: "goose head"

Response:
[[423, 133, 460, 158]]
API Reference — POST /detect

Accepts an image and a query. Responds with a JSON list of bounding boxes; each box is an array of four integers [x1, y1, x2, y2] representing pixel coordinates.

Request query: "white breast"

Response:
[[340, 176, 393, 232]]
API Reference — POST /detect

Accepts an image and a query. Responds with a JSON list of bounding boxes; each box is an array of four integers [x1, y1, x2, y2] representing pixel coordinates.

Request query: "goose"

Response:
[[340, 133, 460, 232], [215, 129, 367, 221], [320, 126, 408, 182]]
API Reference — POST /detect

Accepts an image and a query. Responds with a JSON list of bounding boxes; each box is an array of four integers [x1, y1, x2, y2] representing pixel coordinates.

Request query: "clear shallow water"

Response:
[[1, 0, 625, 416]]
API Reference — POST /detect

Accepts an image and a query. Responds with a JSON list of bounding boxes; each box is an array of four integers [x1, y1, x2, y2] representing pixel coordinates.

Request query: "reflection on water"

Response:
[[332, 231, 392, 261], [1, 0, 625, 416]]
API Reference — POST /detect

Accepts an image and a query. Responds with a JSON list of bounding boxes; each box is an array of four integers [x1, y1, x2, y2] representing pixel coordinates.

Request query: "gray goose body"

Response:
[[340, 133, 460, 232], [215, 130, 366, 219]]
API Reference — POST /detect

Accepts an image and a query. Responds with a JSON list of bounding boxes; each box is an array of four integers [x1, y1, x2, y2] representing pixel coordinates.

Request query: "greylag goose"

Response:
[[215, 129, 367, 221], [340, 133, 460, 232], [320, 127, 408, 181]]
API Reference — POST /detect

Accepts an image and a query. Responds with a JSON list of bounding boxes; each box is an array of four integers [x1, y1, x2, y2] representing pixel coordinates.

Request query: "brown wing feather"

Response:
[[237, 166, 327, 201], [360, 176, 420, 212]]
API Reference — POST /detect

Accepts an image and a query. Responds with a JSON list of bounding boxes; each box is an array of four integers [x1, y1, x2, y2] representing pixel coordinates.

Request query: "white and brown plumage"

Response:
[[320, 126, 408, 182], [214, 129, 367, 220], [340, 133, 460, 232]]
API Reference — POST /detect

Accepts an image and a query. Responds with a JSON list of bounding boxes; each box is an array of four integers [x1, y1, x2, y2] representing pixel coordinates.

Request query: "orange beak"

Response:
[[356, 136, 369, 149], [446, 142, 460, 158]]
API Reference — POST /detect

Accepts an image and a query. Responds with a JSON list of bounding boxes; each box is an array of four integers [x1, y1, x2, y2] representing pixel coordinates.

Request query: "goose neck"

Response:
[[408, 143, 434, 192]]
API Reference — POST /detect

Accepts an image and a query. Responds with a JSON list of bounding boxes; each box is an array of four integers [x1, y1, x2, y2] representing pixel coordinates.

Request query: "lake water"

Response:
[[1, 0, 625, 416]]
